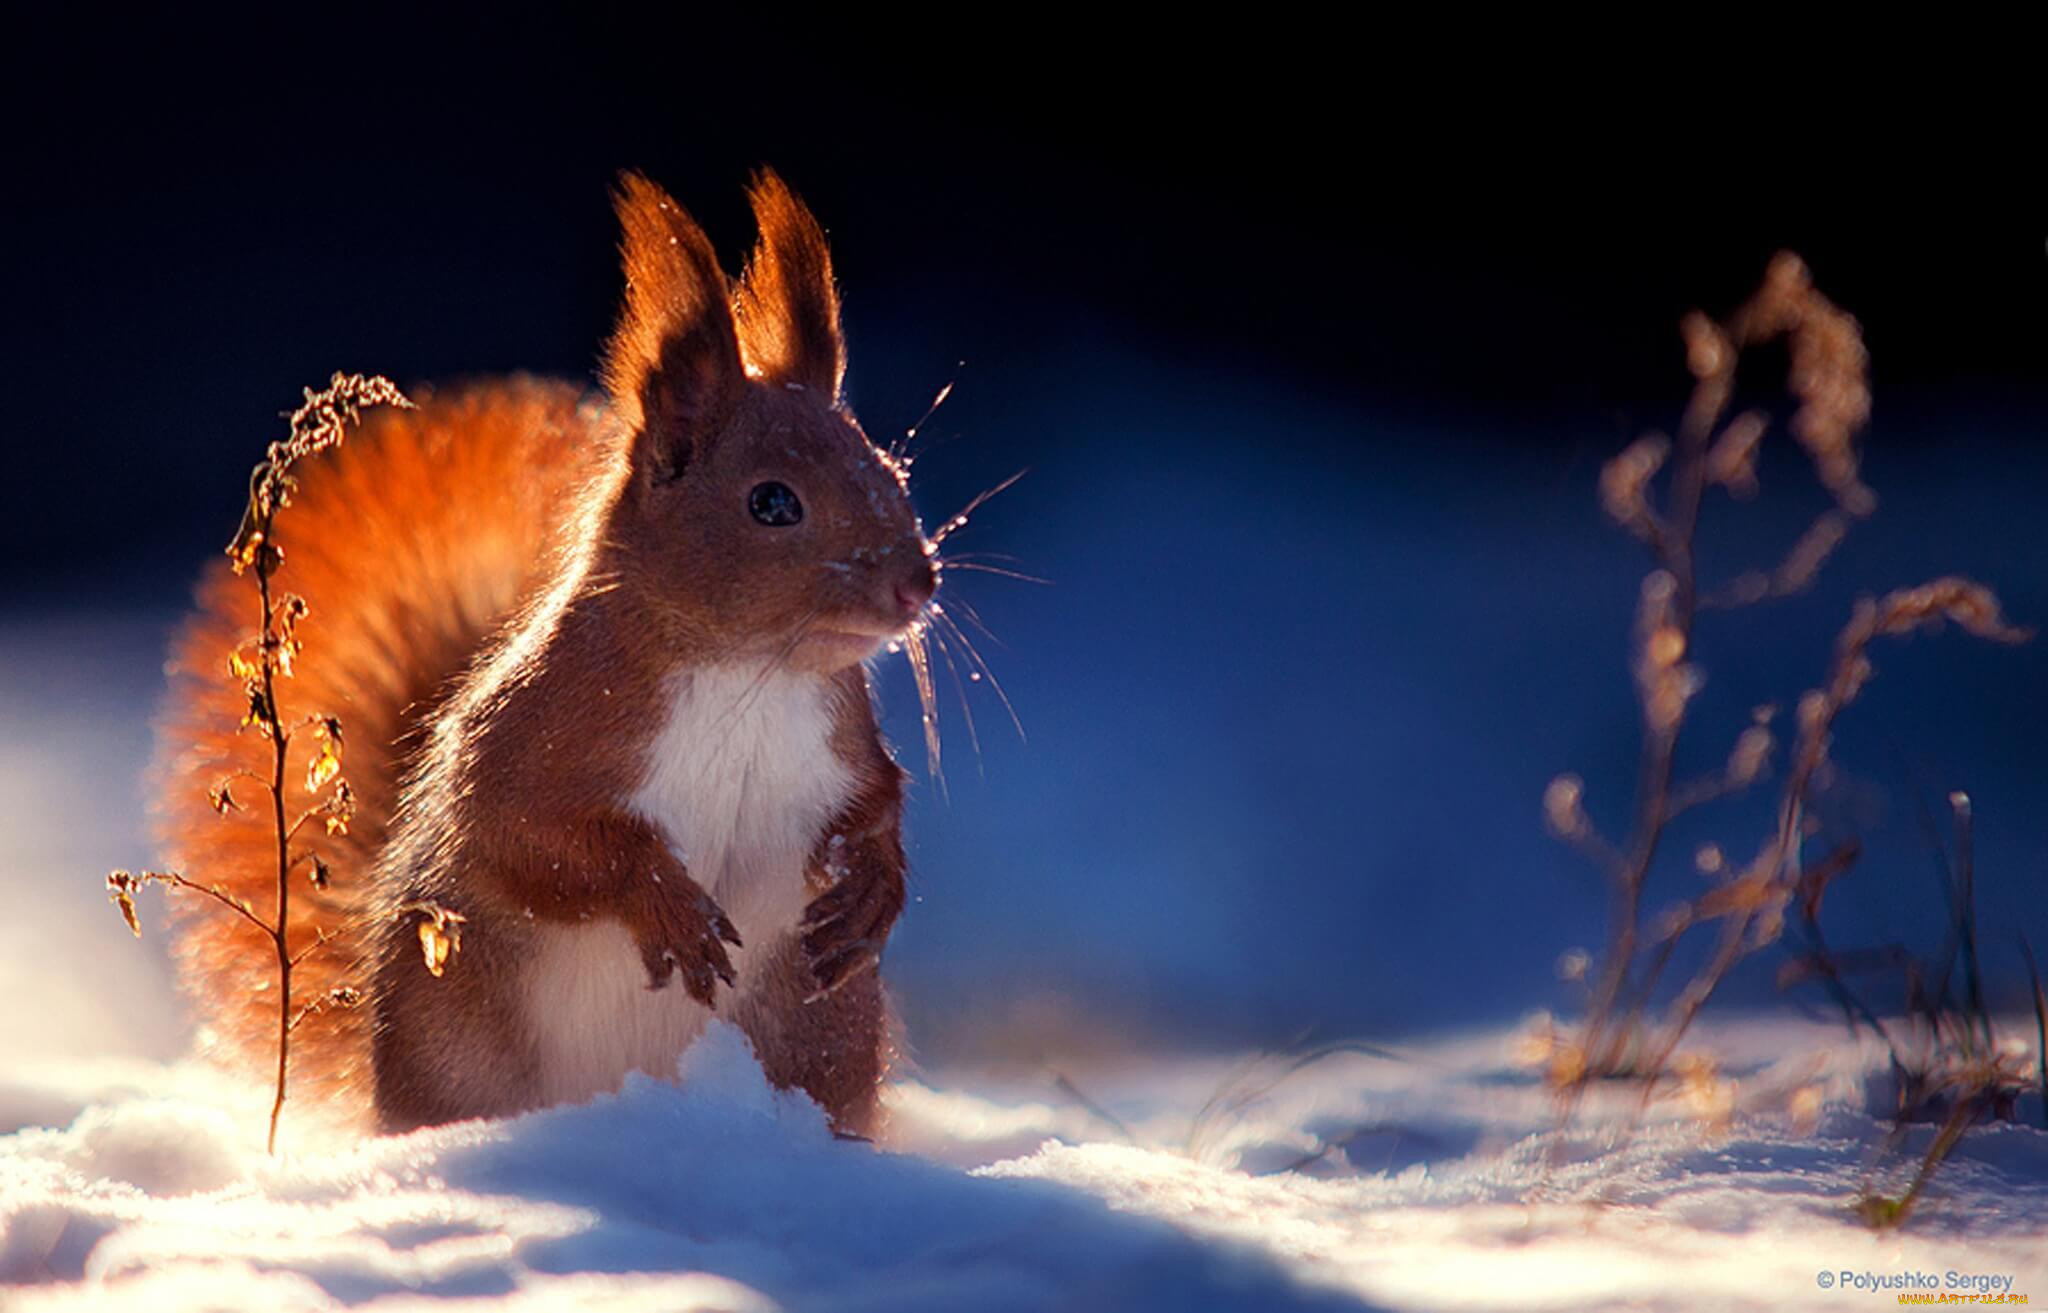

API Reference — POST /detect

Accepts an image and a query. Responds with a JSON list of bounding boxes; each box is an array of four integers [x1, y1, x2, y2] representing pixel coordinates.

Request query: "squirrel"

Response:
[[152, 171, 934, 1137]]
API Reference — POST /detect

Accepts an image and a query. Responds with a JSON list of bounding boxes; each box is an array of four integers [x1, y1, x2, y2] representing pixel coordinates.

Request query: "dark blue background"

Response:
[[2, 13, 2041, 1063]]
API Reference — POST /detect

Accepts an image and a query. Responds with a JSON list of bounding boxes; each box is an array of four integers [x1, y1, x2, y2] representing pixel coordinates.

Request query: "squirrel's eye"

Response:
[[748, 481, 804, 527]]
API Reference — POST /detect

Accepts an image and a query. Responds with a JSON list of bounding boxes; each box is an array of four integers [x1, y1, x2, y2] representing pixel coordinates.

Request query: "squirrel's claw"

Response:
[[799, 835, 900, 1001], [802, 930, 881, 1002], [637, 896, 739, 1004], [800, 883, 855, 931]]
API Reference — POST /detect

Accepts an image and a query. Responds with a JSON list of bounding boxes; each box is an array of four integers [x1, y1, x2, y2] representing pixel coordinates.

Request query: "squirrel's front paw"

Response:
[[801, 876, 894, 1002], [637, 890, 743, 1005]]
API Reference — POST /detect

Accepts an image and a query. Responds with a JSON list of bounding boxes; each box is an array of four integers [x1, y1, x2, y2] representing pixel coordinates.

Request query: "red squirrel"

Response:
[[154, 171, 932, 1136]]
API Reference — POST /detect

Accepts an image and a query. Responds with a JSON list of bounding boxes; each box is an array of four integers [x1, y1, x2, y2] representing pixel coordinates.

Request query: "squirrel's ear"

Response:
[[732, 169, 845, 399], [603, 172, 744, 481]]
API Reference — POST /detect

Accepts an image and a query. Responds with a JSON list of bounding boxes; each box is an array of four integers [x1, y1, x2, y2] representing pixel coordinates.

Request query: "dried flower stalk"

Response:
[[109, 372, 410, 1153], [1543, 255, 2028, 1123]]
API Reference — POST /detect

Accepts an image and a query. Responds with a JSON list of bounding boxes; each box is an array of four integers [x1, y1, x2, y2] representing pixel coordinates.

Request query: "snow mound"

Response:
[[1, 1022, 1353, 1311], [2, 1017, 2045, 1310]]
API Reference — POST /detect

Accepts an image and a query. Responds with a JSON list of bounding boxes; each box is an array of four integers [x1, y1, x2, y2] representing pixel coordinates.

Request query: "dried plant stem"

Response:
[[234, 374, 406, 1153], [1634, 582, 2022, 1105], [1951, 794, 1989, 1050], [108, 373, 407, 1155], [1540, 256, 2028, 1130], [1861, 1097, 1976, 1229], [252, 543, 294, 1154], [1585, 354, 1719, 1074], [1526, 260, 2041, 1228], [1574, 305, 1753, 1083], [153, 871, 275, 938], [2020, 936, 2048, 1131]]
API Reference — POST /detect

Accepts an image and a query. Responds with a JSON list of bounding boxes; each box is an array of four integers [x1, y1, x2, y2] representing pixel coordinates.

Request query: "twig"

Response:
[[2020, 935, 2048, 1131], [1949, 793, 1990, 1053], [1858, 1097, 1975, 1229], [108, 372, 408, 1154], [1541, 256, 2029, 1165], [1050, 1072, 1135, 1144]]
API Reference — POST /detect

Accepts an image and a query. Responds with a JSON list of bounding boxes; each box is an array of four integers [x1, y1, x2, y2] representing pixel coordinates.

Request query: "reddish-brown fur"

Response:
[[155, 172, 931, 1135], [156, 379, 607, 1104]]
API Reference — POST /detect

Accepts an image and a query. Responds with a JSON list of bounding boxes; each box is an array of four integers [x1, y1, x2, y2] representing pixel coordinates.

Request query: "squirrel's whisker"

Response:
[[930, 604, 1024, 744], [937, 561, 1050, 586], [901, 618, 943, 798], [936, 592, 1009, 653], [931, 468, 1027, 547], [926, 620, 984, 776]]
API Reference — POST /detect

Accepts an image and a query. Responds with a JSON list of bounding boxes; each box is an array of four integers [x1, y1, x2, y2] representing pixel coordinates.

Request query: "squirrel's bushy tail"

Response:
[[153, 377, 612, 1110]]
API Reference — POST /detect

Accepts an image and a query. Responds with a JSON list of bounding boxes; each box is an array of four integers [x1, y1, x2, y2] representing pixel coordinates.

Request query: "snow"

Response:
[[5, 1018, 2044, 1311]]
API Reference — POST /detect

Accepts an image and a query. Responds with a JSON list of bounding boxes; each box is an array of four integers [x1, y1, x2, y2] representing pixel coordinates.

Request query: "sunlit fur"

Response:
[[526, 666, 854, 1106], [732, 171, 845, 396], [155, 379, 606, 1103], [156, 172, 930, 1134]]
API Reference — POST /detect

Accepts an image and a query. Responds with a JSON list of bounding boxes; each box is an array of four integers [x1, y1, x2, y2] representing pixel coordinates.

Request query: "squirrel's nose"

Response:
[[891, 560, 937, 620]]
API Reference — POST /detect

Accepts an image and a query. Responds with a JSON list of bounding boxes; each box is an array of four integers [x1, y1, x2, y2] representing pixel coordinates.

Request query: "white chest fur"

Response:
[[524, 665, 854, 1105], [629, 665, 854, 946]]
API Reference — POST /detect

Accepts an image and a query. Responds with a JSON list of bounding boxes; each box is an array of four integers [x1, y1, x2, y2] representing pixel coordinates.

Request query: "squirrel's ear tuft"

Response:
[[733, 169, 845, 399], [604, 171, 744, 480]]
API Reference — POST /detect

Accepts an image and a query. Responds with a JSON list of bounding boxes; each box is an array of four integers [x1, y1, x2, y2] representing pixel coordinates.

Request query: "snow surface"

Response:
[[4, 1018, 2044, 1311]]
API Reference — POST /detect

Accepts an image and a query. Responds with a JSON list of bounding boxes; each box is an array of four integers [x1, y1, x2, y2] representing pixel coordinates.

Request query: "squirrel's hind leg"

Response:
[[737, 935, 894, 1138], [370, 910, 543, 1133]]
